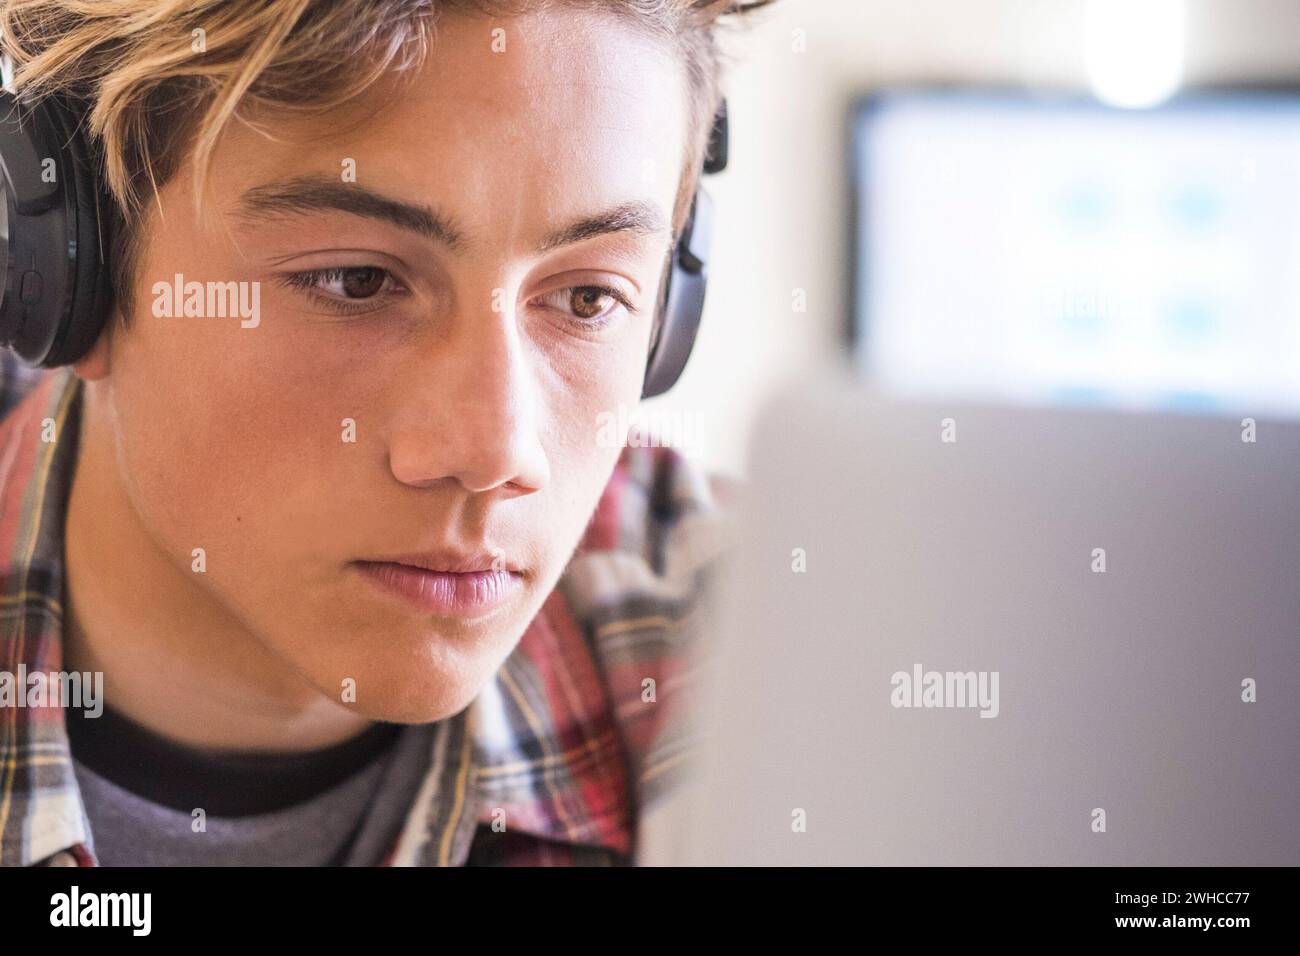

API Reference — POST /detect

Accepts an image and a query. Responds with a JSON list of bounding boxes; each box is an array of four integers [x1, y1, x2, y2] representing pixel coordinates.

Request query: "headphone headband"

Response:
[[640, 97, 727, 397]]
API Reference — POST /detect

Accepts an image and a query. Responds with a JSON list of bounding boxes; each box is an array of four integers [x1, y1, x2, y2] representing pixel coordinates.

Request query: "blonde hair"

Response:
[[0, 0, 775, 319]]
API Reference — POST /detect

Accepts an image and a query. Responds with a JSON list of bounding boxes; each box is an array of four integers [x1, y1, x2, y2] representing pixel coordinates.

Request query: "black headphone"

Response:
[[643, 98, 726, 398], [0, 78, 725, 397]]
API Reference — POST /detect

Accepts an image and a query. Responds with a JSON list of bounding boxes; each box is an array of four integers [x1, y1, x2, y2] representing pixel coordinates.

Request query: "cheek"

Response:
[[105, 323, 334, 566], [538, 324, 651, 485], [539, 305, 654, 412]]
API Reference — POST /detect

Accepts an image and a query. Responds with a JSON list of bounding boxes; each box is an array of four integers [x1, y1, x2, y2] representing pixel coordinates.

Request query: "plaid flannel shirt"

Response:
[[0, 352, 735, 866]]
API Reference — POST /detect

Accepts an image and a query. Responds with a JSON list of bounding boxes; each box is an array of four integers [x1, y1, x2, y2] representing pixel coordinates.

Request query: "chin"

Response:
[[300, 616, 527, 725], [336, 666, 488, 725], [354, 689, 480, 725]]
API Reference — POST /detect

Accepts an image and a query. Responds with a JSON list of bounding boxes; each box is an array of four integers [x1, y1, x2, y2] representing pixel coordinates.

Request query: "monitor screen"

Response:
[[853, 89, 1300, 417]]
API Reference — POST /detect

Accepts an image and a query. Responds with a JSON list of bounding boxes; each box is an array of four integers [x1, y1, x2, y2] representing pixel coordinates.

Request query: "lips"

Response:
[[351, 551, 523, 618], [373, 550, 519, 574]]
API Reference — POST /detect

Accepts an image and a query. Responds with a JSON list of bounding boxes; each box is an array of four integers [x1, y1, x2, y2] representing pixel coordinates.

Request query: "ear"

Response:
[[71, 313, 114, 381]]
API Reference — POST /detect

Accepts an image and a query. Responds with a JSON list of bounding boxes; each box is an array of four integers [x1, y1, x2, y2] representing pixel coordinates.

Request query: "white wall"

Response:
[[641, 0, 1300, 475]]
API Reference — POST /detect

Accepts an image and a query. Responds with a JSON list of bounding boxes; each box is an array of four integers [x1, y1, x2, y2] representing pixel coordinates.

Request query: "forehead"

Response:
[[208, 8, 689, 247]]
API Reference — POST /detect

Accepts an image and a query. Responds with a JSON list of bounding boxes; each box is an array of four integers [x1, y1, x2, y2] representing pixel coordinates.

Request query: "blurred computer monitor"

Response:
[[852, 88, 1300, 417]]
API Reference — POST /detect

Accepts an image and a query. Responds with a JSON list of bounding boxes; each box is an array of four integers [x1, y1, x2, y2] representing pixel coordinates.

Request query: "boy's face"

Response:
[[79, 10, 688, 722]]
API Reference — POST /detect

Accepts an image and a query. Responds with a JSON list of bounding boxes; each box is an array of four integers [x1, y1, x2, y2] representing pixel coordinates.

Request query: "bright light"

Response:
[[1085, 0, 1185, 109]]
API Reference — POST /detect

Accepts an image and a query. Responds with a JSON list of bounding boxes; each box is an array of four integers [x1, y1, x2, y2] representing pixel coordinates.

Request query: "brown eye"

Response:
[[533, 281, 633, 328], [279, 264, 405, 316], [340, 267, 385, 298], [570, 286, 615, 319]]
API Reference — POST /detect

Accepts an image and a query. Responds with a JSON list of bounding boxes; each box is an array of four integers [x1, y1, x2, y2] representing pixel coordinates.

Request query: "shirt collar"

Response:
[[0, 366, 89, 866]]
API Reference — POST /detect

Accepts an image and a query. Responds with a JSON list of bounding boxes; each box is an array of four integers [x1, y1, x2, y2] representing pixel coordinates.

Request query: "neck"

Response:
[[63, 377, 374, 753]]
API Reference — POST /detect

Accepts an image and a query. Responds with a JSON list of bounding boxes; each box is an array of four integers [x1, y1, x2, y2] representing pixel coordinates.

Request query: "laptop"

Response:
[[641, 370, 1300, 865]]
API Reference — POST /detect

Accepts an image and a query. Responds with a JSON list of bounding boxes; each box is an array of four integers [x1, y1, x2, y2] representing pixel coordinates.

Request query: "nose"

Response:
[[387, 299, 550, 498]]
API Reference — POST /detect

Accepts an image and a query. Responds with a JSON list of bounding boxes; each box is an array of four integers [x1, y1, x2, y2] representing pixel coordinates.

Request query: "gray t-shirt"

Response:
[[71, 721, 438, 866]]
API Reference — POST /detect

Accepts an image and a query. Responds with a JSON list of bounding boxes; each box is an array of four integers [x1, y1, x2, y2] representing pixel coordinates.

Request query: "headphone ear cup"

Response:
[[36, 96, 113, 368], [641, 186, 714, 399], [0, 91, 113, 368]]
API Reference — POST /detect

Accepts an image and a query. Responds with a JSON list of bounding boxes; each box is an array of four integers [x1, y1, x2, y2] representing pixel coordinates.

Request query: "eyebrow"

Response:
[[237, 176, 669, 255]]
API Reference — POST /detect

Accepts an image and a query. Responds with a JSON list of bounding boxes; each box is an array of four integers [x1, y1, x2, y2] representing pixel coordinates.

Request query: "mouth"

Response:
[[350, 551, 524, 619]]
